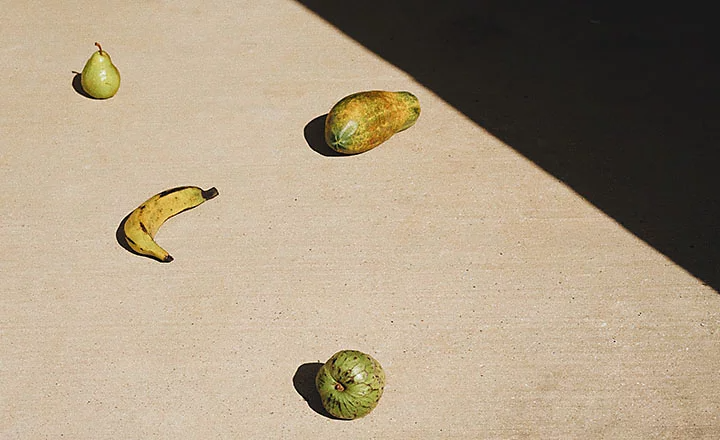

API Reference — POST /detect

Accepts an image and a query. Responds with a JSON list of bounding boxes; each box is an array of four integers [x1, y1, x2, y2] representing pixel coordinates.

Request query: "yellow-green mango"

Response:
[[324, 91, 420, 154]]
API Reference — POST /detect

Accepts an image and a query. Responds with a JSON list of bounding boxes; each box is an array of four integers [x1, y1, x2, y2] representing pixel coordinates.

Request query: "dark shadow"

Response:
[[304, 114, 346, 156], [72, 71, 97, 100], [296, 0, 720, 290], [115, 212, 134, 254], [292, 362, 343, 420]]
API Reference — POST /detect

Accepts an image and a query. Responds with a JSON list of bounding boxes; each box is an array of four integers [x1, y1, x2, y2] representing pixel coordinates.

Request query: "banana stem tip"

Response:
[[202, 187, 219, 200]]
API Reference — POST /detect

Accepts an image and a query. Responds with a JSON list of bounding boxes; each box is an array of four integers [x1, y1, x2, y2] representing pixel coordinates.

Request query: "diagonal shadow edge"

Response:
[[295, 0, 720, 291]]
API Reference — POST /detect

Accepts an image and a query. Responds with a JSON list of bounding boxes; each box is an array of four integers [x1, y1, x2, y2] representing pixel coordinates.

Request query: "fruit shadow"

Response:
[[115, 213, 138, 256], [303, 114, 345, 157], [115, 213, 169, 263], [292, 362, 344, 420], [71, 71, 98, 100]]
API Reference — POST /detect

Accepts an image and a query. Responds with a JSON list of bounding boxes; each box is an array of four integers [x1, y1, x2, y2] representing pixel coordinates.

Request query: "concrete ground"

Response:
[[1, 1, 718, 438]]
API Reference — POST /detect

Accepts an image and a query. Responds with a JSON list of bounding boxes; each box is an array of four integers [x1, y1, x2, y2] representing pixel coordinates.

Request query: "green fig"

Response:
[[315, 350, 386, 420], [324, 90, 420, 154], [81, 42, 120, 99]]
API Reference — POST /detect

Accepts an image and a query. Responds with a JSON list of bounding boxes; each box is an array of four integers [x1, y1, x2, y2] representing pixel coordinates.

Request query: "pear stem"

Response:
[[94, 42, 103, 54]]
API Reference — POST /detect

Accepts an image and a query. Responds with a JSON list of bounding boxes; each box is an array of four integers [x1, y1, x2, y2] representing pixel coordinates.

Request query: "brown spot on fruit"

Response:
[[157, 186, 191, 198]]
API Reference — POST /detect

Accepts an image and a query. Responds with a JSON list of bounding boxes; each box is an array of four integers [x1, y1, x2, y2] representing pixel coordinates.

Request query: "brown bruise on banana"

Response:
[[153, 185, 218, 201], [156, 186, 192, 198]]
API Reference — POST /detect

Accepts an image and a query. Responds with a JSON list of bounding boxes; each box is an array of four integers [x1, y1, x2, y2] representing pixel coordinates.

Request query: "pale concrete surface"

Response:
[[1, 1, 718, 439]]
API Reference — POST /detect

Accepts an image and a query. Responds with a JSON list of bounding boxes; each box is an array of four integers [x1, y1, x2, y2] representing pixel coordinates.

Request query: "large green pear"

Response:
[[315, 350, 386, 419], [81, 42, 120, 99]]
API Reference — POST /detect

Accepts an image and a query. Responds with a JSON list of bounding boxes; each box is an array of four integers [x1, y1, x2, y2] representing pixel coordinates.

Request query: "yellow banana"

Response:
[[120, 186, 219, 262]]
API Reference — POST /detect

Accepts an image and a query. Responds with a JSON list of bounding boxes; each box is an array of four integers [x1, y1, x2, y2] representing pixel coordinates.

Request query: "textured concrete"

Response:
[[1, 1, 718, 438]]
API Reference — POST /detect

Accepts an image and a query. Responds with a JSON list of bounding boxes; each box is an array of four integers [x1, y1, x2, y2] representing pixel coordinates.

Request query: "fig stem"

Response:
[[335, 383, 345, 392]]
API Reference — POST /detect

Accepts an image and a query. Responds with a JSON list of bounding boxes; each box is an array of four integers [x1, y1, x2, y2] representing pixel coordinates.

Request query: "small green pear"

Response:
[[81, 42, 120, 99]]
